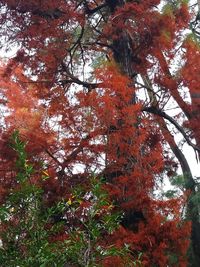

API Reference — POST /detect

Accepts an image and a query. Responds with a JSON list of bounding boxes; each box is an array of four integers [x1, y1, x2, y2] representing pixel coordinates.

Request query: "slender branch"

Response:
[[21, 76, 101, 90], [143, 106, 200, 153], [62, 128, 105, 168], [157, 51, 191, 119], [62, 136, 90, 167], [60, 63, 102, 90], [59, 77, 102, 90], [135, 80, 160, 99], [68, 26, 85, 53], [45, 149, 64, 167], [84, 2, 107, 15]]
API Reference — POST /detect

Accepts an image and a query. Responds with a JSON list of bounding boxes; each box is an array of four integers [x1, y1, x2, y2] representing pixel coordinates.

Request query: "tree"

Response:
[[1, 131, 138, 267], [0, 0, 199, 266]]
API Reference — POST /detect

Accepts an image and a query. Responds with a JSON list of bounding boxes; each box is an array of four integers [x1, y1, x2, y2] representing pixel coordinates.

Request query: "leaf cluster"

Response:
[[0, 132, 140, 267]]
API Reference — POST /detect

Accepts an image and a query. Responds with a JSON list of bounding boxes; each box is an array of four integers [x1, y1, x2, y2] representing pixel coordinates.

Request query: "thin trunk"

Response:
[[105, 0, 143, 229], [159, 119, 200, 267], [142, 74, 200, 266]]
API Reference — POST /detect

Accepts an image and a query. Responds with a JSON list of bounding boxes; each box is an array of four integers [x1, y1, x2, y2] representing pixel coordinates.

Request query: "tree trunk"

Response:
[[106, 0, 200, 264], [157, 116, 200, 267]]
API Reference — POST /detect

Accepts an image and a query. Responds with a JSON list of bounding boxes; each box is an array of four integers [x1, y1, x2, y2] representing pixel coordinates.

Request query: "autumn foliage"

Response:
[[0, 0, 199, 266]]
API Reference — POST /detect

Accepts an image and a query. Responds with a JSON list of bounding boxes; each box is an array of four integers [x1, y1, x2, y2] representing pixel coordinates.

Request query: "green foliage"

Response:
[[189, 191, 200, 215], [162, 175, 185, 198], [170, 174, 187, 191], [90, 55, 107, 70], [0, 131, 140, 267], [168, 253, 179, 265], [0, 132, 61, 267], [162, 0, 188, 12], [163, 189, 179, 199]]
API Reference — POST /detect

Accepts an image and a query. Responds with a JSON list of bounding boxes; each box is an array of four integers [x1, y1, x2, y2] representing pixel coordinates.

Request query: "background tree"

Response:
[[0, 0, 199, 266], [0, 131, 138, 267]]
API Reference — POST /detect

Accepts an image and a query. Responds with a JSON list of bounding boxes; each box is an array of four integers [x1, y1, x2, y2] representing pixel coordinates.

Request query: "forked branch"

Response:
[[143, 106, 200, 153]]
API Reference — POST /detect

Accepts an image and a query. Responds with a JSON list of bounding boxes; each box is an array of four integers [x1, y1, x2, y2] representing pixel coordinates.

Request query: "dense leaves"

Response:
[[0, 132, 140, 267], [0, 0, 199, 266]]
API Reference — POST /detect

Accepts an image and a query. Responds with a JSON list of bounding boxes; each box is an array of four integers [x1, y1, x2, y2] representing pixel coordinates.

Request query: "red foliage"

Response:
[[0, 0, 194, 265]]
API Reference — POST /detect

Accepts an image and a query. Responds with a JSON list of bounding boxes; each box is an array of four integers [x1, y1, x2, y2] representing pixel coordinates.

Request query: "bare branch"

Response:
[[59, 77, 102, 91], [84, 1, 107, 15], [68, 26, 85, 53], [143, 106, 200, 153], [45, 149, 64, 167]]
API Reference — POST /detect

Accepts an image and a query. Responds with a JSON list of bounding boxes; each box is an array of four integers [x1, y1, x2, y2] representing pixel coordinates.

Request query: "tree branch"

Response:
[[84, 1, 107, 15], [68, 26, 85, 53], [143, 106, 200, 153], [45, 149, 64, 167], [58, 77, 102, 90], [60, 63, 102, 90]]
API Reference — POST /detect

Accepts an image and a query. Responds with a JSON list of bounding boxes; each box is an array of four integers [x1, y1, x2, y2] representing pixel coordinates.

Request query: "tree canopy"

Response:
[[0, 0, 200, 266]]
